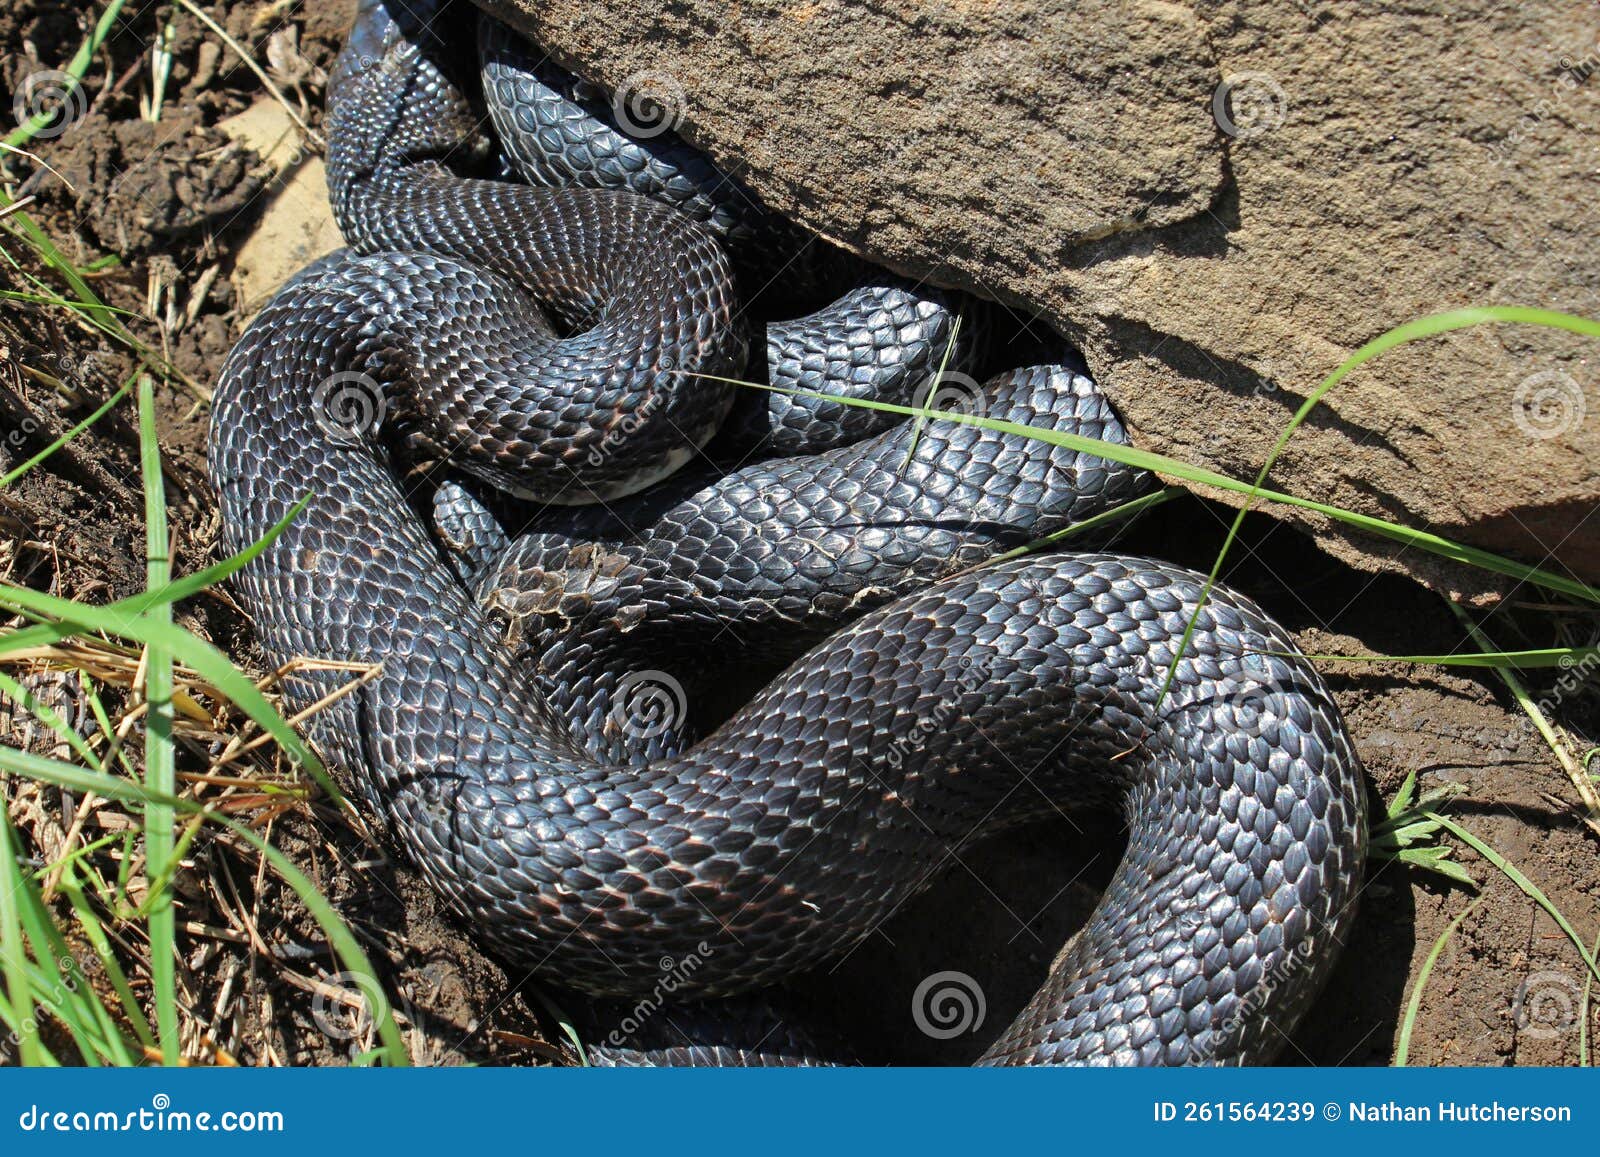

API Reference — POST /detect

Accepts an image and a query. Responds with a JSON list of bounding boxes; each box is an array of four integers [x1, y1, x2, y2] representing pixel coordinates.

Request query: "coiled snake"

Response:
[[208, 0, 1366, 1064]]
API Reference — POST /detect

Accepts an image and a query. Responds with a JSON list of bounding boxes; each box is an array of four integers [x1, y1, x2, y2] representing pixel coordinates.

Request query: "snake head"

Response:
[[480, 541, 647, 653]]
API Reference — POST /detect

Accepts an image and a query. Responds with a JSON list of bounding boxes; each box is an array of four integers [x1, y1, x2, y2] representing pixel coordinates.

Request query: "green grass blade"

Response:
[[1, 1, 129, 150], [0, 582, 333, 797], [0, 617, 88, 662], [59, 864, 156, 1051], [0, 746, 410, 1065], [1299, 647, 1600, 670], [0, 494, 311, 665], [962, 486, 1184, 574], [529, 988, 588, 1066], [693, 372, 1600, 607], [1387, 769, 1419, 818], [0, 201, 123, 339], [1395, 896, 1482, 1066], [136, 376, 179, 1065], [0, 0, 187, 378], [899, 313, 963, 474], [11, 855, 134, 1065], [0, 379, 132, 488], [1425, 811, 1600, 987], [1368, 774, 1474, 887], [1584, 930, 1597, 1067], [0, 670, 101, 769], [1445, 604, 1600, 833], [1160, 306, 1600, 707], [0, 289, 141, 316], [115, 495, 313, 617], [0, 804, 47, 1064]]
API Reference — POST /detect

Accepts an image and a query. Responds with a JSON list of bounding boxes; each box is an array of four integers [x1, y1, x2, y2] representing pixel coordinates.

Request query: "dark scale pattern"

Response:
[[476, 13, 813, 272], [326, 0, 748, 503], [757, 283, 984, 455], [474, 364, 1150, 767], [476, 9, 983, 454], [209, 0, 1368, 1066]]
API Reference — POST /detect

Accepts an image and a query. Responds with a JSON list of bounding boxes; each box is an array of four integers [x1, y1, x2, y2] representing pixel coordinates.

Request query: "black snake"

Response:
[[208, 0, 1367, 1065]]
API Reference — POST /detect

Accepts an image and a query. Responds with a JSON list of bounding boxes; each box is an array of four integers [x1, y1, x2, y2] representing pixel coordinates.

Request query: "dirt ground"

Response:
[[0, 0, 1596, 1067]]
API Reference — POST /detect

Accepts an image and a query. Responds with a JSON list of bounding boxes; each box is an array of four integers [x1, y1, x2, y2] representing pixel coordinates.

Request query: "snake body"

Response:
[[208, 0, 1367, 1064]]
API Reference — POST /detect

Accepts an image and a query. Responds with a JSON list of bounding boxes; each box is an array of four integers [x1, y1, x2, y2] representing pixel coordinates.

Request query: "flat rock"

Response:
[[479, 0, 1600, 592], [218, 100, 341, 315]]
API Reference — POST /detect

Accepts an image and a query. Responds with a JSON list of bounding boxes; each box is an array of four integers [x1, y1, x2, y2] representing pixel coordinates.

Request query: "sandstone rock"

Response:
[[218, 100, 341, 314], [478, 0, 1600, 593]]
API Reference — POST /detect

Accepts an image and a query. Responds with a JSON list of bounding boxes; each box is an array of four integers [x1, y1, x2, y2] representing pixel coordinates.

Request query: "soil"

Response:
[[0, 0, 1595, 1067]]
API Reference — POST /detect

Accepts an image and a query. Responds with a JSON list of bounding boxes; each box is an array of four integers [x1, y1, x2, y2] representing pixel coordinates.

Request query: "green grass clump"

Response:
[[0, 376, 407, 1062]]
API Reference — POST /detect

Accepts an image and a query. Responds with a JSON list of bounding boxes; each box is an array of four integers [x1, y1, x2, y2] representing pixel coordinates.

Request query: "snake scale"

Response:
[[208, 0, 1367, 1065]]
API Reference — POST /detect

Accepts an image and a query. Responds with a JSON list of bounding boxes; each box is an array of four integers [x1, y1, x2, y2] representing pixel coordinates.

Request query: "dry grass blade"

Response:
[[210, 660, 383, 772], [172, 0, 325, 149], [1447, 602, 1600, 838]]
